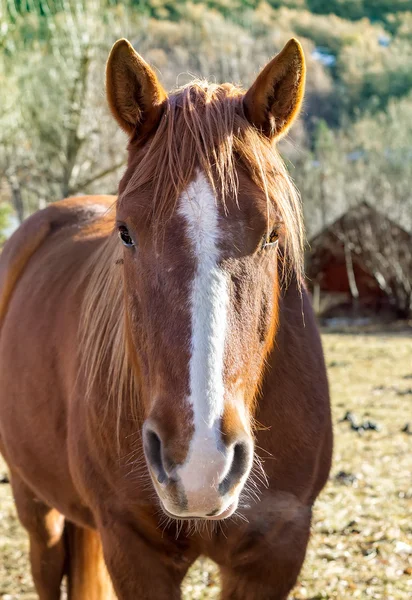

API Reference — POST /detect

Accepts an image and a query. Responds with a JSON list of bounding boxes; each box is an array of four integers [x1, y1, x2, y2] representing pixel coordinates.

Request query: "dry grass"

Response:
[[1, 330, 411, 599]]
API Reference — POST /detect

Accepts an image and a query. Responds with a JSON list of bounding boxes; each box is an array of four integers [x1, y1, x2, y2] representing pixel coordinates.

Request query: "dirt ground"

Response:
[[1, 330, 411, 599]]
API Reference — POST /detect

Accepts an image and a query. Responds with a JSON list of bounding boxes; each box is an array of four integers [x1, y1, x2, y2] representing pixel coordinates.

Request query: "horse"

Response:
[[0, 38, 332, 599]]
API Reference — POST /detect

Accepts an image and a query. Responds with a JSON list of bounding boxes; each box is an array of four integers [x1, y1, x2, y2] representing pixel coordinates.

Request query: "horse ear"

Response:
[[106, 39, 167, 138], [243, 39, 305, 139]]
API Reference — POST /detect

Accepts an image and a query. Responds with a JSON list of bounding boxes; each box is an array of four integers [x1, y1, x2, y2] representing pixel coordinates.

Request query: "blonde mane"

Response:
[[80, 81, 304, 442]]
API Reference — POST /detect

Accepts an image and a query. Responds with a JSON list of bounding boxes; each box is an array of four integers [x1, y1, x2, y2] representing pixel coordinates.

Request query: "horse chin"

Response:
[[159, 498, 238, 522]]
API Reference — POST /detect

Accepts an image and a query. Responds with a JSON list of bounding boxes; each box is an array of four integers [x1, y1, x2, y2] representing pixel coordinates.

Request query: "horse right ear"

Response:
[[106, 39, 167, 138]]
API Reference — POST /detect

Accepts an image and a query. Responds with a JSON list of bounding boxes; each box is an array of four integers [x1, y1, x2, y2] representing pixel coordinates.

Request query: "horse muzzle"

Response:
[[143, 420, 254, 520]]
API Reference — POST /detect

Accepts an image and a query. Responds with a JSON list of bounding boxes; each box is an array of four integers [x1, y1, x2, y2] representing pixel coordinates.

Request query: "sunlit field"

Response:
[[1, 330, 411, 600]]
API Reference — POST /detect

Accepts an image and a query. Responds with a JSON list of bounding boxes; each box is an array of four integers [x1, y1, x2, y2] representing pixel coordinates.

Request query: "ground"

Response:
[[0, 330, 411, 599]]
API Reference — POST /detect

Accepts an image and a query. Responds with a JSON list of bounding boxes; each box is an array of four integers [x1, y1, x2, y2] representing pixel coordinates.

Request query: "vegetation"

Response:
[[1, 329, 411, 598], [0, 0, 411, 312], [0, 204, 11, 245]]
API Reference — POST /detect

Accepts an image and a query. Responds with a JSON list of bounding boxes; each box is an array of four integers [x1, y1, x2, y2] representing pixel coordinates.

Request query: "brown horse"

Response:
[[0, 38, 332, 599]]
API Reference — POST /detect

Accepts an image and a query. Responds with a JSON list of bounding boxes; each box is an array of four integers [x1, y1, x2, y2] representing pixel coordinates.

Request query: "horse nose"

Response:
[[142, 426, 171, 485], [144, 425, 252, 492], [218, 440, 252, 496], [143, 418, 254, 518]]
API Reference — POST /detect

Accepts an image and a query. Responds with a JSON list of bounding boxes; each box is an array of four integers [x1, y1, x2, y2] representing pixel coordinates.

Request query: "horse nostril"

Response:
[[143, 427, 168, 485], [219, 441, 251, 497]]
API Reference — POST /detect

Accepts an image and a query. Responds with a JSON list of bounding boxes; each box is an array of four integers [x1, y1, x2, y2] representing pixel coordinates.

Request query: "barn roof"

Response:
[[309, 202, 411, 249], [306, 201, 412, 283]]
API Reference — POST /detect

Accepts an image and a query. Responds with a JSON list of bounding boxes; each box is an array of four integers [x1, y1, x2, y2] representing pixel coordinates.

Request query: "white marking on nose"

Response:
[[177, 171, 230, 509]]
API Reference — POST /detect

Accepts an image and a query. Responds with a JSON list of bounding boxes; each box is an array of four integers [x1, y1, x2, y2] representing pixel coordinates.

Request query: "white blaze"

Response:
[[177, 171, 230, 510]]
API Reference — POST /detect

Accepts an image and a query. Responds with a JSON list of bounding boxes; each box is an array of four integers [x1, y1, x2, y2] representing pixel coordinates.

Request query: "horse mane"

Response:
[[80, 80, 304, 443], [79, 231, 140, 439]]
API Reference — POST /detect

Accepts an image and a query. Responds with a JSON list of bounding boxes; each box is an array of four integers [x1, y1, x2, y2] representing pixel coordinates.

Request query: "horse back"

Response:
[[0, 195, 116, 326], [0, 195, 115, 522]]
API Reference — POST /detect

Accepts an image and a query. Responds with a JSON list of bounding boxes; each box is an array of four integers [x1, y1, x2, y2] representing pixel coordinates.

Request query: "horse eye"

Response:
[[118, 225, 135, 248], [268, 228, 279, 244], [262, 227, 279, 249]]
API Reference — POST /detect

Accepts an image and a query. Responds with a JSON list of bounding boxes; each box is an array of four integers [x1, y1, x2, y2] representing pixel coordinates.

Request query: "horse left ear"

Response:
[[243, 39, 305, 139], [106, 38, 167, 138]]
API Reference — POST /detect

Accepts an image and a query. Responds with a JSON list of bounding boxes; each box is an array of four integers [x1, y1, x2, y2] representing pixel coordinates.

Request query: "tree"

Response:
[[0, 1, 129, 220], [0, 203, 11, 246]]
